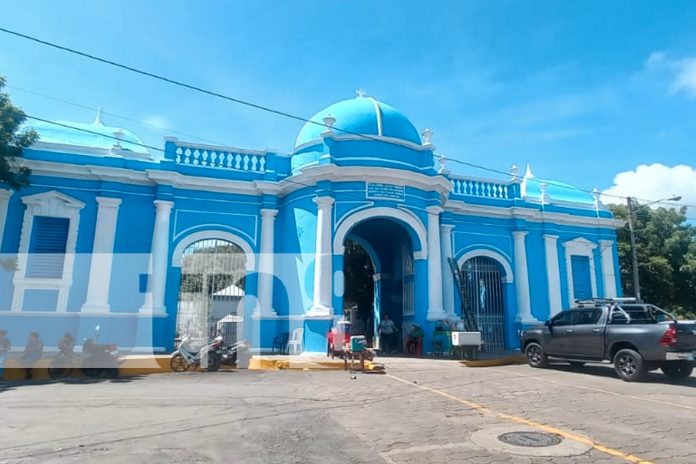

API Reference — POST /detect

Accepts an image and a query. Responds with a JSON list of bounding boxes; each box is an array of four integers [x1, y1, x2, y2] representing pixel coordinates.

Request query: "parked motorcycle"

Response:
[[170, 334, 223, 372], [81, 325, 120, 378]]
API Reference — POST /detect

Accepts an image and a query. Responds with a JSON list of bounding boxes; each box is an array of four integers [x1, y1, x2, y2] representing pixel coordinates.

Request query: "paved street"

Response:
[[1, 358, 695, 464]]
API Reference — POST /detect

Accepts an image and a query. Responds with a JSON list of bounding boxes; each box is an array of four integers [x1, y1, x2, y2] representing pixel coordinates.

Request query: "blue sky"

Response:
[[2, 0, 696, 201]]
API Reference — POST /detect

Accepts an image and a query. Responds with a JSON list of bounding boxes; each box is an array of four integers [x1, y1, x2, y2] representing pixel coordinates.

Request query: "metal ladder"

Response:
[[447, 257, 479, 332]]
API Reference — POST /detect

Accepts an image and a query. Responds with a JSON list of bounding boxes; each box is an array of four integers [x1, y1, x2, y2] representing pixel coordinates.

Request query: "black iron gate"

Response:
[[460, 256, 506, 351]]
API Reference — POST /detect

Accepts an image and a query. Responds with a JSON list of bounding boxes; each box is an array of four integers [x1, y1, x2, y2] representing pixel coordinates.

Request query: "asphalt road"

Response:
[[1, 358, 695, 464]]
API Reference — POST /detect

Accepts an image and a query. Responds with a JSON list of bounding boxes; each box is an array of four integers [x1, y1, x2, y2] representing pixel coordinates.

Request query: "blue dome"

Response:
[[525, 178, 595, 204], [30, 113, 148, 156], [295, 96, 422, 149]]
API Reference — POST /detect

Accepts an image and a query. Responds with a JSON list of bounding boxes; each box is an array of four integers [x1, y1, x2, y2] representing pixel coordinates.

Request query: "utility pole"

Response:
[[626, 197, 641, 302]]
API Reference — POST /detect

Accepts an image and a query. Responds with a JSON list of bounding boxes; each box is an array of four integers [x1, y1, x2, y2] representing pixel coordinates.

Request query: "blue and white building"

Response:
[[0, 93, 622, 354]]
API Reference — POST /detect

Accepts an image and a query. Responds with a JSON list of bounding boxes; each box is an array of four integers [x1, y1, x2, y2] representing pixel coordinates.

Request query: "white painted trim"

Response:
[[367, 97, 383, 136], [456, 249, 514, 284], [0, 189, 14, 249], [333, 206, 428, 258], [285, 164, 452, 198], [171, 230, 256, 271], [12, 190, 85, 312], [81, 196, 122, 313], [445, 199, 623, 229], [543, 234, 563, 316], [599, 239, 617, 298], [562, 237, 598, 304]]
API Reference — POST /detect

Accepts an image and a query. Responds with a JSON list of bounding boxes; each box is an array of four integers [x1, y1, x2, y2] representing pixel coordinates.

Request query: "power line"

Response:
[[4, 26, 694, 210], [8, 83, 221, 145]]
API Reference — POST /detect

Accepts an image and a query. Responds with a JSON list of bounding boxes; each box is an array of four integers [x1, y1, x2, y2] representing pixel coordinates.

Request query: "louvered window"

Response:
[[571, 255, 592, 299], [26, 216, 70, 278]]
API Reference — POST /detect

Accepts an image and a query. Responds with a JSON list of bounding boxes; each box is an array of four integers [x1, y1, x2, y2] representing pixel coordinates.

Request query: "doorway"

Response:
[[341, 218, 415, 352]]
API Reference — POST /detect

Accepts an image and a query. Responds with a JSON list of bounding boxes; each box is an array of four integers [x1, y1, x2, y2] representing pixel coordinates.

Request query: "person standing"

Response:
[[21, 332, 43, 380], [379, 314, 397, 353], [0, 330, 10, 354]]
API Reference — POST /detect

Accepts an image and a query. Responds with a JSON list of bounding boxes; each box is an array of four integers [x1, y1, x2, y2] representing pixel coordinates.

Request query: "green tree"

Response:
[[610, 202, 696, 319], [0, 76, 37, 189]]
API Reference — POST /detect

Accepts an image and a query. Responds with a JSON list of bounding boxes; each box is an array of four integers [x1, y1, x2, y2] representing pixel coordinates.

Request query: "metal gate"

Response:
[[176, 239, 246, 348], [460, 256, 506, 351]]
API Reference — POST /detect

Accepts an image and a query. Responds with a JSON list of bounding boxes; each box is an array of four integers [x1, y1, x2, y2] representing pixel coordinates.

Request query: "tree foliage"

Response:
[[610, 203, 696, 318], [0, 76, 37, 189]]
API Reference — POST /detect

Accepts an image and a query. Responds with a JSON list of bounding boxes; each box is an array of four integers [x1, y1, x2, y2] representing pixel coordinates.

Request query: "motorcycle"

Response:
[[170, 334, 223, 372], [81, 325, 120, 378]]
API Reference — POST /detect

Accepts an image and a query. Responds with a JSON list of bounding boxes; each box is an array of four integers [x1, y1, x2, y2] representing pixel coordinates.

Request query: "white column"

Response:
[[256, 208, 278, 316], [81, 197, 121, 312], [0, 189, 13, 249], [309, 196, 334, 316], [543, 234, 562, 317], [426, 206, 446, 320], [513, 230, 535, 323], [599, 240, 617, 298], [440, 224, 455, 318], [140, 200, 173, 314]]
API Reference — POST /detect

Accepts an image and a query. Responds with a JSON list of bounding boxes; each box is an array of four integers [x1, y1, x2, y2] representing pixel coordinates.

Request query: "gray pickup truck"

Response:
[[520, 298, 696, 381]]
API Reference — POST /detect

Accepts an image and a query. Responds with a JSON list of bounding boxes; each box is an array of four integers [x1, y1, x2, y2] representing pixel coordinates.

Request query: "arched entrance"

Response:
[[341, 218, 416, 352], [459, 256, 506, 351], [175, 238, 247, 346]]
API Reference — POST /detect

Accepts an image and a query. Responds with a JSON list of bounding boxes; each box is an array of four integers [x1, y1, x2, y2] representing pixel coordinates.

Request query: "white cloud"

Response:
[[643, 51, 696, 98], [602, 164, 695, 212], [673, 58, 696, 97], [142, 115, 170, 130]]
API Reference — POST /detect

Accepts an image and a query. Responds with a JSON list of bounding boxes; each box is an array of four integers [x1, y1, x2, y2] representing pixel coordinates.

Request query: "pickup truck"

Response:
[[520, 298, 696, 381]]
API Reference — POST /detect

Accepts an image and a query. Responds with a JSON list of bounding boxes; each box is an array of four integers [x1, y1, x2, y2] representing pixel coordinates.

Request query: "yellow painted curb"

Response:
[[460, 355, 526, 367], [247, 356, 383, 372]]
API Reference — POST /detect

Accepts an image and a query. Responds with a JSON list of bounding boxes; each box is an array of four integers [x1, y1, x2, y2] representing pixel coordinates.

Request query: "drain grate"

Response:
[[498, 431, 563, 448]]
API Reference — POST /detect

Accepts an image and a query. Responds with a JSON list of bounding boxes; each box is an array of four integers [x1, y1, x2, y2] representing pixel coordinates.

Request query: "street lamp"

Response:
[[626, 195, 682, 302]]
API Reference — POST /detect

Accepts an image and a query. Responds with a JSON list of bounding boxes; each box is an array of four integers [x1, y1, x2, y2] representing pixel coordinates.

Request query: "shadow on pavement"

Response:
[[0, 375, 146, 394], [546, 362, 696, 387]]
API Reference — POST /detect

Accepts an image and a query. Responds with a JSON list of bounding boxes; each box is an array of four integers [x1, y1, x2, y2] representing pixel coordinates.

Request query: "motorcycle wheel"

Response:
[[206, 353, 221, 372], [170, 353, 188, 372]]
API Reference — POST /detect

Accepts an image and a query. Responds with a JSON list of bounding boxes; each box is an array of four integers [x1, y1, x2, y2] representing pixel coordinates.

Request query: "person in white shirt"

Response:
[[378, 314, 397, 353]]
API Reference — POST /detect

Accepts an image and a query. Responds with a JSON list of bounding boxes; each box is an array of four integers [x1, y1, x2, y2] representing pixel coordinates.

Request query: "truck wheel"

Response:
[[525, 343, 548, 368], [613, 349, 647, 382], [661, 361, 694, 380]]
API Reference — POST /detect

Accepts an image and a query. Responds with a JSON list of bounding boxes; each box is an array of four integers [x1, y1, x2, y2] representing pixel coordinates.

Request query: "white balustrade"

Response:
[[174, 143, 267, 173]]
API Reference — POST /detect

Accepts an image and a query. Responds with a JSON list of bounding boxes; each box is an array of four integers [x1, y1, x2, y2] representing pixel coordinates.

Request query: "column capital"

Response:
[[426, 205, 443, 215], [154, 199, 174, 211], [260, 208, 278, 218], [0, 189, 14, 200], [96, 196, 122, 208], [440, 223, 455, 233], [512, 230, 528, 239], [542, 234, 559, 241], [313, 196, 335, 207], [598, 239, 614, 248]]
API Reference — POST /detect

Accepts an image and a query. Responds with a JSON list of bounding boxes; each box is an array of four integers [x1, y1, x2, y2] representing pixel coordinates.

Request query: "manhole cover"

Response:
[[498, 431, 563, 448]]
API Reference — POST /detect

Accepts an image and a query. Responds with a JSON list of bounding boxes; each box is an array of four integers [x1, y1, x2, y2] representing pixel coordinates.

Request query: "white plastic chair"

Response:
[[286, 328, 304, 355]]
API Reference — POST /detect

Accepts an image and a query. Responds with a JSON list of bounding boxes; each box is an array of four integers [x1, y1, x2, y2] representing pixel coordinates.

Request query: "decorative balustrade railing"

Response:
[[173, 143, 267, 173], [449, 176, 519, 200]]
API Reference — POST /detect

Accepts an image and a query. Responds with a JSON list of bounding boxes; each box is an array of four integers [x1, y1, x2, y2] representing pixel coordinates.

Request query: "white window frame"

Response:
[[12, 191, 85, 312], [562, 237, 598, 305]]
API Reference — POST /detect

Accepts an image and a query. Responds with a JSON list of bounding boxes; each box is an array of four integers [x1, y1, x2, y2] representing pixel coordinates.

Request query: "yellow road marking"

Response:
[[502, 370, 696, 411], [387, 373, 655, 464]]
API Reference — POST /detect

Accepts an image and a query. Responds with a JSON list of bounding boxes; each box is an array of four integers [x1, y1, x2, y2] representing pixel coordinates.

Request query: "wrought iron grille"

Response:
[[460, 256, 506, 351], [175, 239, 246, 346]]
